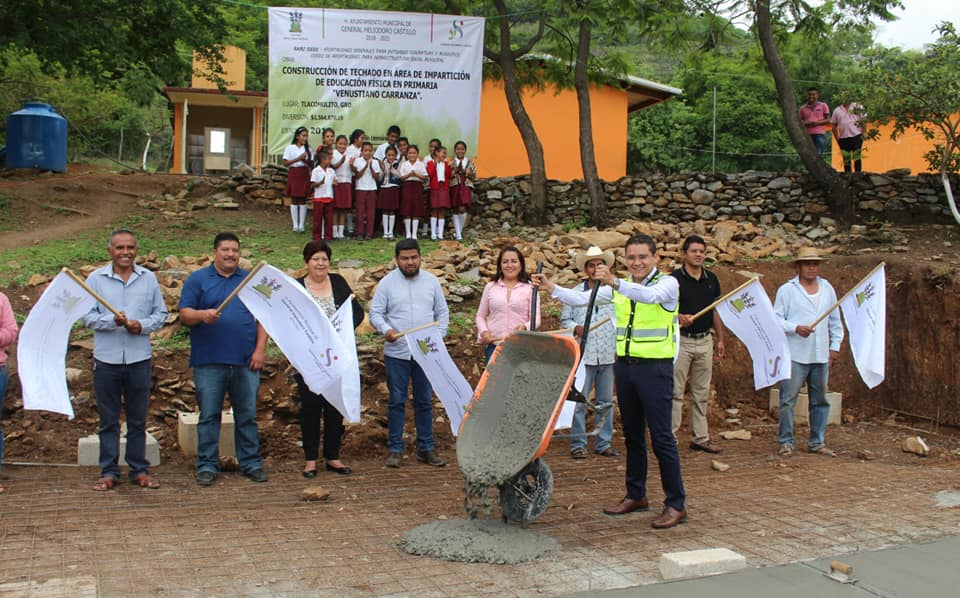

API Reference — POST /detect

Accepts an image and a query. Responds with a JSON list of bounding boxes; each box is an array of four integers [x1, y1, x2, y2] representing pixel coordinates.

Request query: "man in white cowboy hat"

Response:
[[671, 235, 725, 454], [560, 246, 619, 460], [773, 246, 844, 457]]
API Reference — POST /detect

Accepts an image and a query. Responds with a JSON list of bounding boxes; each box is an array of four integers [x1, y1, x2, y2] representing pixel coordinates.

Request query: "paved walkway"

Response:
[[1, 433, 959, 596], [576, 535, 960, 597]]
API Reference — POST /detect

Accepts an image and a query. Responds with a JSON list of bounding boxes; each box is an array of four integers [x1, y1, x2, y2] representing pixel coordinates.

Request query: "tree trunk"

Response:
[[490, 0, 548, 225], [574, 15, 605, 227], [755, 0, 851, 219], [941, 169, 960, 226]]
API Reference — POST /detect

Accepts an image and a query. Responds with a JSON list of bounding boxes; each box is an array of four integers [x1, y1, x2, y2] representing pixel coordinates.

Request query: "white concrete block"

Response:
[[77, 429, 161, 466], [659, 548, 747, 580], [177, 410, 236, 457], [769, 388, 842, 425]]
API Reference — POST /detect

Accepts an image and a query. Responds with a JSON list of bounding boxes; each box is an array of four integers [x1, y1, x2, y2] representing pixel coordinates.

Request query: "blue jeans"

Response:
[[570, 364, 614, 452], [93, 359, 152, 480], [779, 361, 830, 451], [810, 133, 826, 157], [194, 364, 262, 474], [385, 356, 435, 453], [0, 364, 8, 464]]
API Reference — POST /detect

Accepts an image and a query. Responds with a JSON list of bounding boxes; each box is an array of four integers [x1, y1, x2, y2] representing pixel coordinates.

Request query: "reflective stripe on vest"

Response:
[[612, 271, 677, 359]]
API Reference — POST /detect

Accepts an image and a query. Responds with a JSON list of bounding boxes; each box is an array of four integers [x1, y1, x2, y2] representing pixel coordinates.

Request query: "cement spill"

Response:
[[402, 334, 574, 564], [399, 519, 558, 564]]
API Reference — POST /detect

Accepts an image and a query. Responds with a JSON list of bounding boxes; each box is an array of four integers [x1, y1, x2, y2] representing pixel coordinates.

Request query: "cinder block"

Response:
[[769, 388, 842, 425], [177, 410, 236, 457], [659, 548, 747, 580], [77, 427, 161, 466]]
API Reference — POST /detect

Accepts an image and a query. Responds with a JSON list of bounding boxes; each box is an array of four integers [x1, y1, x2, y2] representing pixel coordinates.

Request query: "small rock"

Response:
[[902, 436, 930, 457], [302, 486, 331, 501], [724, 408, 740, 416], [27, 273, 51, 286], [65, 367, 85, 384], [711, 460, 730, 472], [720, 430, 752, 441], [856, 449, 875, 461]]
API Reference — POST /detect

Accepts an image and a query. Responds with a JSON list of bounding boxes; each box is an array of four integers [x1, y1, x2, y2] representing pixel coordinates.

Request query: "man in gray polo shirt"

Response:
[[369, 238, 449, 468]]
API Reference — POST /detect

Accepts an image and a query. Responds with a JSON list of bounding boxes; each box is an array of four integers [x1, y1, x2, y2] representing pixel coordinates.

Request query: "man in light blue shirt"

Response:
[[82, 229, 167, 490], [369, 238, 449, 468], [773, 247, 844, 457]]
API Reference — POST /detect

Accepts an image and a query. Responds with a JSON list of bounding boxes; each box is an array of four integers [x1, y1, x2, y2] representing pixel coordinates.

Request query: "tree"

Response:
[[859, 24, 960, 225]]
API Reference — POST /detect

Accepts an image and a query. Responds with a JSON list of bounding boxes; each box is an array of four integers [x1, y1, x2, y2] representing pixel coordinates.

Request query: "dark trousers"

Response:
[[614, 359, 686, 511], [93, 358, 152, 480], [295, 374, 344, 461]]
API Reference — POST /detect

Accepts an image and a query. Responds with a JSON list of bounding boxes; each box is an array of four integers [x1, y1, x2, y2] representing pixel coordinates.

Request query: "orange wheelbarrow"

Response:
[[456, 331, 580, 526]]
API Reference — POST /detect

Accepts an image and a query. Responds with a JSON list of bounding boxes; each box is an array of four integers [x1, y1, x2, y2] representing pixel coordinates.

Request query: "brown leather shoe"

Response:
[[652, 506, 687, 529], [690, 440, 723, 454], [603, 497, 650, 515]]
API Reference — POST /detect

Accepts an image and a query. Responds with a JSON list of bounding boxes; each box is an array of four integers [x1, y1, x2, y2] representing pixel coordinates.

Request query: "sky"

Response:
[[873, 0, 960, 49]]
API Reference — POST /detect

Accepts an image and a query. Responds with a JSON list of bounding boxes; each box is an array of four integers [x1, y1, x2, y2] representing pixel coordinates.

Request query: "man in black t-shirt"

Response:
[[671, 235, 725, 454]]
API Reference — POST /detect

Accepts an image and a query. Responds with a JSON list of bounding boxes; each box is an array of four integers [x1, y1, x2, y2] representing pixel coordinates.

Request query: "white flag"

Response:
[[405, 324, 472, 436], [551, 331, 584, 430], [716, 279, 792, 390], [18, 272, 98, 418], [322, 300, 362, 422], [237, 263, 347, 396], [840, 265, 886, 389]]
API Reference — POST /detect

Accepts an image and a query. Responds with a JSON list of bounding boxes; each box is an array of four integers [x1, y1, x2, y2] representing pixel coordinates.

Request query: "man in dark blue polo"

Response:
[[179, 232, 268, 486]]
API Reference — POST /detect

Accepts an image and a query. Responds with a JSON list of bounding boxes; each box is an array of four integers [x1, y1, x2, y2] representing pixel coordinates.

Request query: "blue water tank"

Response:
[[6, 102, 68, 172]]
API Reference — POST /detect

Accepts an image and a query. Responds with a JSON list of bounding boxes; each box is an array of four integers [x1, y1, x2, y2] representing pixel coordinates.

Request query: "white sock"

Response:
[[437, 218, 445, 239], [453, 213, 462, 238], [388, 214, 396, 238], [290, 205, 298, 229], [430, 217, 437, 239], [412, 218, 420, 239], [404, 218, 412, 238], [298, 205, 308, 230], [347, 213, 354, 234], [382, 214, 390, 237]]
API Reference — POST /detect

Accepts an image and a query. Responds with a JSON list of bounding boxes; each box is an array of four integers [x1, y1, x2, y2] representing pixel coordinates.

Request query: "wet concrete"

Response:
[[399, 519, 559, 564]]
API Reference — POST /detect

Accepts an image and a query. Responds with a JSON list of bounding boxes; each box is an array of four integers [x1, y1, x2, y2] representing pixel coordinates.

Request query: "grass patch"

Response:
[[0, 210, 438, 285], [448, 311, 474, 336]]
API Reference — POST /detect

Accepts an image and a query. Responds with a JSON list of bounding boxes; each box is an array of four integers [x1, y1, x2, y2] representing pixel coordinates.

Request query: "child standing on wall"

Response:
[[331, 134, 352, 239], [450, 140, 475, 241], [283, 126, 313, 233], [378, 145, 401, 240], [426, 145, 451, 240], [399, 144, 428, 239], [352, 141, 381, 241], [345, 129, 366, 237], [310, 149, 336, 241]]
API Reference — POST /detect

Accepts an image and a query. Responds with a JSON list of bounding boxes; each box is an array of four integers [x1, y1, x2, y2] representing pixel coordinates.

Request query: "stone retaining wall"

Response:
[[232, 165, 957, 228]]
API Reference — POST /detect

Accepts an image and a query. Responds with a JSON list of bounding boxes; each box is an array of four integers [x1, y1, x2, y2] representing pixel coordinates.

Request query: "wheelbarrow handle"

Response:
[[530, 261, 544, 332]]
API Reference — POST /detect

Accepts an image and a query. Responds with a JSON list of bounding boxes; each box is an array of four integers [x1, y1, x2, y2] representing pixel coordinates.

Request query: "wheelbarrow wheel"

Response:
[[498, 459, 553, 527]]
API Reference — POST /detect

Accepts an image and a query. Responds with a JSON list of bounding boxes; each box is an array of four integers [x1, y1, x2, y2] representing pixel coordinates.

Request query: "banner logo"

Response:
[[253, 276, 283, 299], [856, 282, 876, 307], [729, 292, 756, 314], [417, 337, 440, 355], [449, 19, 464, 40], [52, 290, 82, 313], [289, 10, 304, 33], [767, 355, 782, 377]]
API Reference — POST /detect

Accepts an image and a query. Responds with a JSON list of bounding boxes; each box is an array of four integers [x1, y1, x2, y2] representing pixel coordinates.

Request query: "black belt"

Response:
[[680, 331, 711, 339], [617, 356, 672, 365]]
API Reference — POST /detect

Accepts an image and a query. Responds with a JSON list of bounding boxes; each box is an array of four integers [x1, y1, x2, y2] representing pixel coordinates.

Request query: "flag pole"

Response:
[[62, 268, 123, 319], [395, 320, 440, 339], [807, 262, 886, 329], [214, 261, 266, 316], [689, 277, 760, 322]]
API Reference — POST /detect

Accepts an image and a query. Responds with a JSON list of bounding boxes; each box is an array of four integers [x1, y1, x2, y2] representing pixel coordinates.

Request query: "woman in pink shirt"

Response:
[[0, 290, 19, 494], [476, 246, 541, 362]]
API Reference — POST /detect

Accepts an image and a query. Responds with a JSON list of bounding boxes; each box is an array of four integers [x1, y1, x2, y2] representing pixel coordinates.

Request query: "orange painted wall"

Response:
[[831, 120, 950, 174], [476, 80, 628, 181]]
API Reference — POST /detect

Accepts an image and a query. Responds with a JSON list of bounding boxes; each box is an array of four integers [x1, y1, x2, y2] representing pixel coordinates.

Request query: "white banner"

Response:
[[840, 265, 886, 389], [322, 299, 362, 422], [716, 279, 792, 390], [18, 272, 98, 418], [237, 264, 347, 397], [405, 324, 472, 435], [551, 331, 584, 430], [268, 7, 485, 155]]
